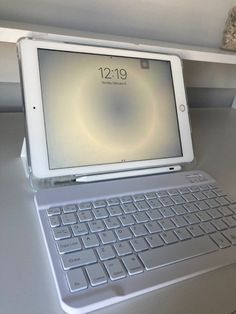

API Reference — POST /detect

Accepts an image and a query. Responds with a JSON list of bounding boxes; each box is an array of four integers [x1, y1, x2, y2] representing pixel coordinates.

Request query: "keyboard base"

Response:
[[35, 170, 236, 314]]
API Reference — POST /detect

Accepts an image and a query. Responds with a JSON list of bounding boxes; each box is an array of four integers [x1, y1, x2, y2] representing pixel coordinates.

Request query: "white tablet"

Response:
[[18, 38, 193, 180]]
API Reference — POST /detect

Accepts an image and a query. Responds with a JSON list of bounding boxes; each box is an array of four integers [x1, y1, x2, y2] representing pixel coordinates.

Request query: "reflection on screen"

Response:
[[38, 49, 182, 170]]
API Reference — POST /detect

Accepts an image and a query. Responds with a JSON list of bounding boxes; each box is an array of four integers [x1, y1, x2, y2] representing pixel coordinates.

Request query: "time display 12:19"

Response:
[[98, 67, 128, 80]]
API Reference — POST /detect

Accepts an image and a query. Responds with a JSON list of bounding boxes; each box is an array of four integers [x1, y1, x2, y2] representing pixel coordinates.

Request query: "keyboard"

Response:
[[46, 182, 236, 293]]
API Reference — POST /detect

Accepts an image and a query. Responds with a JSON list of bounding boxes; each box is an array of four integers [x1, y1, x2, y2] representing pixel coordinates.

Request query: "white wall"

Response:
[[184, 61, 236, 89], [0, 0, 236, 48], [0, 42, 19, 82]]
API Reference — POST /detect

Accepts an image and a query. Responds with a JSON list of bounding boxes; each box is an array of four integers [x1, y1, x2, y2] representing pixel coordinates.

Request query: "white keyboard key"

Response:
[[147, 199, 162, 209], [199, 184, 210, 191], [146, 209, 162, 220], [178, 187, 190, 194], [122, 203, 137, 213], [218, 206, 233, 217], [71, 223, 88, 236], [135, 200, 150, 211], [145, 221, 162, 233], [104, 217, 121, 229], [107, 205, 123, 216], [200, 222, 216, 234], [88, 220, 105, 232], [213, 188, 226, 197], [184, 203, 198, 213], [160, 231, 178, 244], [96, 245, 115, 260], [57, 237, 81, 254], [172, 205, 187, 215], [207, 208, 222, 219], [104, 259, 126, 280], [205, 199, 219, 208], [122, 254, 144, 275], [130, 238, 149, 252], [211, 219, 228, 231], [159, 207, 175, 218], [77, 210, 93, 222], [223, 216, 236, 228], [188, 186, 200, 192], [226, 195, 236, 204], [139, 236, 218, 270], [93, 200, 106, 208], [49, 215, 60, 227], [78, 202, 92, 210], [174, 228, 192, 240], [168, 189, 179, 196], [222, 227, 236, 244], [99, 230, 116, 244], [82, 234, 100, 248], [159, 197, 174, 207], [203, 190, 216, 198], [210, 232, 231, 248], [53, 226, 71, 240], [145, 192, 157, 199], [120, 195, 133, 203], [145, 234, 164, 248], [133, 212, 149, 223], [171, 195, 185, 205], [119, 214, 135, 226], [156, 190, 168, 197], [66, 268, 88, 292], [171, 216, 188, 227], [130, 224, 148, 237], [193, 192, 206, 201], [92, 207, 108, 219], [107, 198, 120, 205], [63, 204, 77, 213], [47, 206, 61, 216], [114, 241, 133, 256], [187, 225, 204, 237], [61, 213, 77, 225], [133, 194, 145, 201], [86, 263, 108, 286], [182, 193, 196, 202], [216, 197, 230, 206], [159, 218, 175, 230], [184, 213, 200, 225], [115, 227, 132, 240], [195, 201, 209, 210], [196, 211, 211, 222], [62, 249, 97, 269]]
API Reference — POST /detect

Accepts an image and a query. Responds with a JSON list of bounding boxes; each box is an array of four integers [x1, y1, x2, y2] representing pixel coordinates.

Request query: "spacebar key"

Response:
[[139, 236, 218, 270]]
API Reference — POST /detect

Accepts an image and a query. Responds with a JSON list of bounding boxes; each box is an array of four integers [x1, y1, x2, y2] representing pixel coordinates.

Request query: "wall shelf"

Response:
[[1, 26, 236, 64], [36, 31, 236, 64]]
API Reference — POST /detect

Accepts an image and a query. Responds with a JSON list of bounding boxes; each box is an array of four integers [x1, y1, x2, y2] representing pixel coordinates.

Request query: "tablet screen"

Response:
[[38, 49, 182, 170]]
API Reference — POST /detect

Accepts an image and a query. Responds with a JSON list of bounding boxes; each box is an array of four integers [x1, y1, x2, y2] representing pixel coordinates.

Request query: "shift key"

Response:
[[61, 249, 97, 270]]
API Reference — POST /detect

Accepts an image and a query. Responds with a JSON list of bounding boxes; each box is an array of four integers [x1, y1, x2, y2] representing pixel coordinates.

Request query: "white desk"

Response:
[[1, 108, 236, 314]]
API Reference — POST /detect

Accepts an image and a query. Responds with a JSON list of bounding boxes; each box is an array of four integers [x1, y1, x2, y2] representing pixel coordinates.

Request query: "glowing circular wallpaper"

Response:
[[38, 49, 182, 169]]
